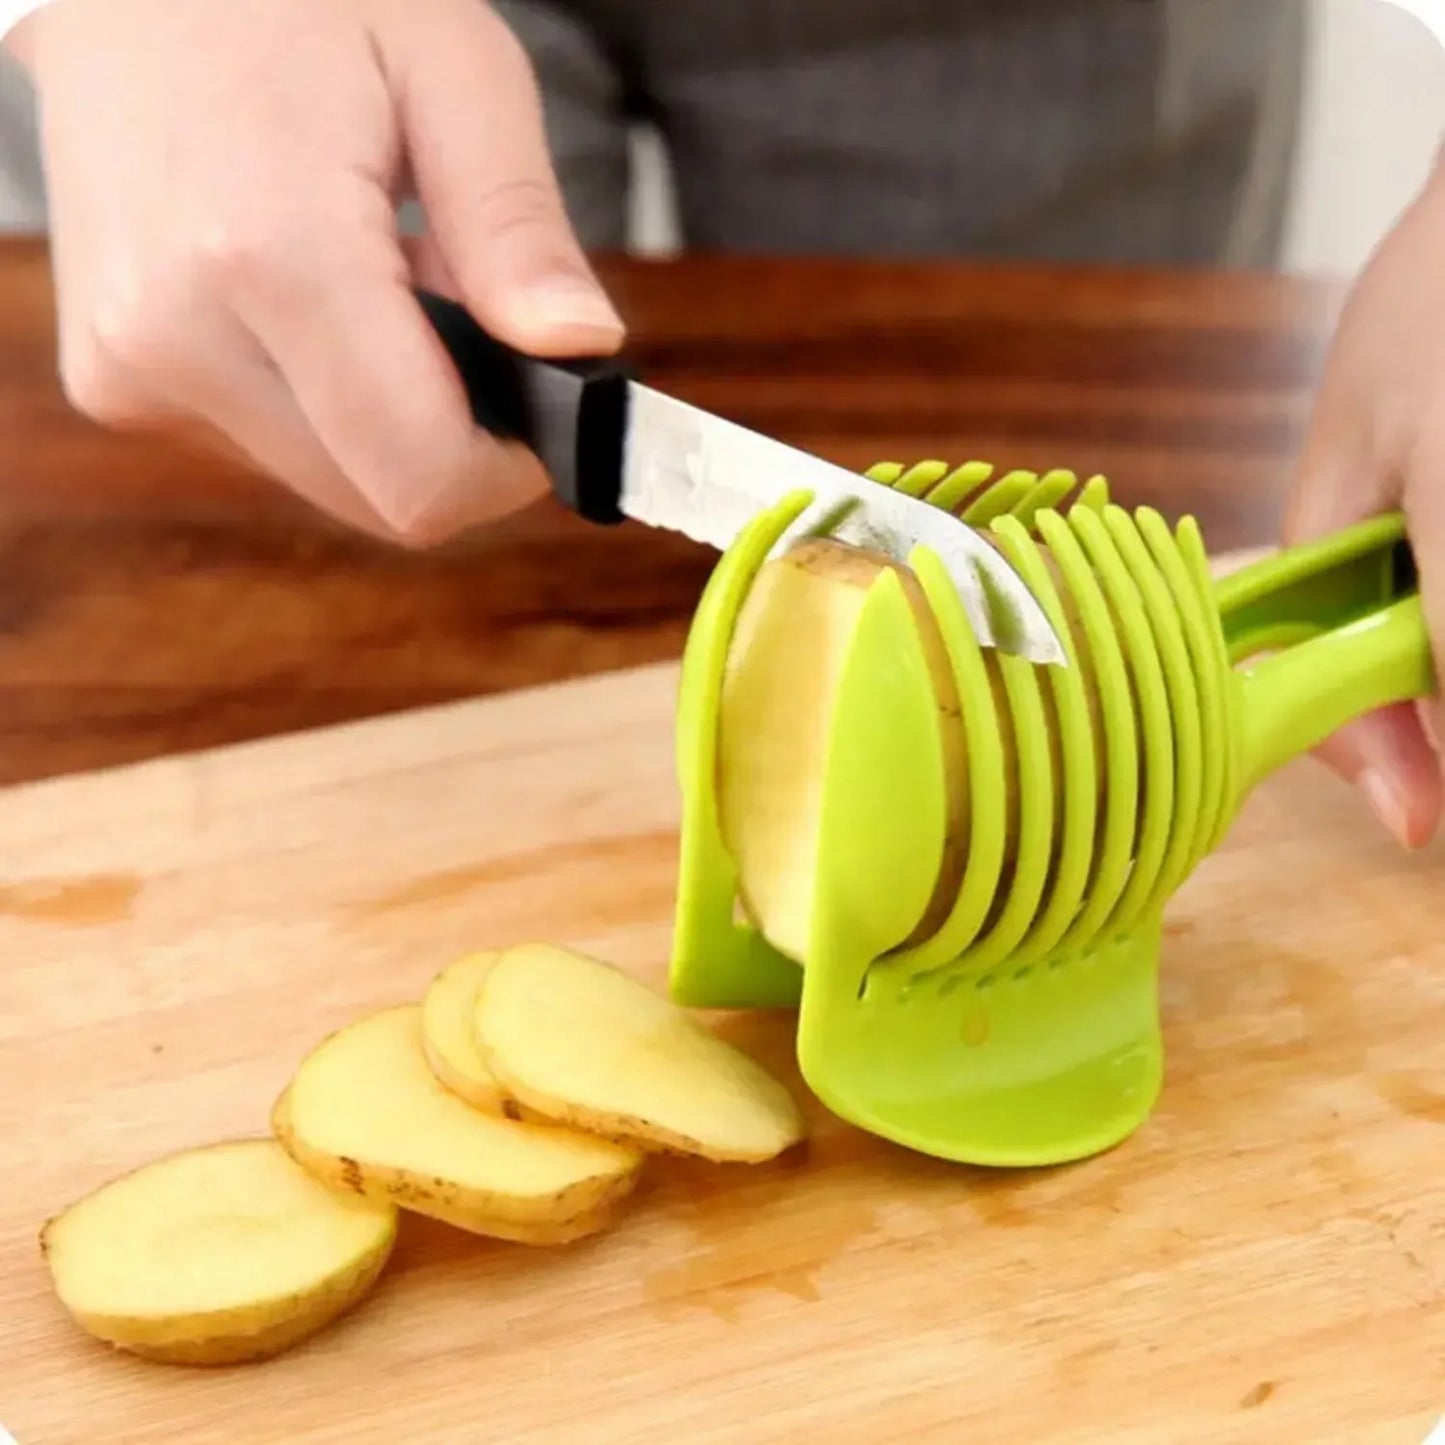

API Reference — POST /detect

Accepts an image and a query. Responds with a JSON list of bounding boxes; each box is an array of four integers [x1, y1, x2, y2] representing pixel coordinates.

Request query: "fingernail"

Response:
[[1361, 767, 1414, 849], [525, 279, 623, 342]]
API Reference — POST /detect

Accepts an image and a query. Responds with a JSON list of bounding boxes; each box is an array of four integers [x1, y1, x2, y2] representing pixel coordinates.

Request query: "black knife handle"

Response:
[[413, 287, 632, 525]]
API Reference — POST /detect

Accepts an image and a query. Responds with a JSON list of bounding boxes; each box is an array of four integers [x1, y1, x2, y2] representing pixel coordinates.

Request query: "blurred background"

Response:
[[1, 0, 1441, 277], [622, 0, 1444, 278]]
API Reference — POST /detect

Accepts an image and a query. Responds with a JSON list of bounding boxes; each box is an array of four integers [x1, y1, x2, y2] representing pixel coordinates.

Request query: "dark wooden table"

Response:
[[0, 239, 1342, 786]]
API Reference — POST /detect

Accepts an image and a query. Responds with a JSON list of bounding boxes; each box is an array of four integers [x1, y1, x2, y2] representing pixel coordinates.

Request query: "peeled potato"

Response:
[[475, 943, 806, 1163], [717, 537, 974, 961], [716, 530, 1118, 962], [41, 1139, 396, 1366], [273, 1004, 644, 1242], [420, 951, 513, 1115]]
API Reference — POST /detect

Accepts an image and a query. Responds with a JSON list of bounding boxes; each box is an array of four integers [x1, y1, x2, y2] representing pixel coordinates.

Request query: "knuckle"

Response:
[[190, 218, 286, 299], [58, 331, 147, 426], [386, 520, 439, 552], [88, 289, 162, 375], [470, 176, 566, 245]]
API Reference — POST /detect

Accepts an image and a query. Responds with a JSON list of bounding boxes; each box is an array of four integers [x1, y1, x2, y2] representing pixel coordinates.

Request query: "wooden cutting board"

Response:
[[3, 648, 1445, 1445]]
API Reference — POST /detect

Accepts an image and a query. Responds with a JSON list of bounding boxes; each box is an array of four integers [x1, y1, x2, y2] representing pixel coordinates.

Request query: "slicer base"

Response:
[[796, 915, 1165, 1168]]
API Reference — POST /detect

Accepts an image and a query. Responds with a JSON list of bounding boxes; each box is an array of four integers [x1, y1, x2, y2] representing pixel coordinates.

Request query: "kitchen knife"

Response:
[[415, 288, 1066, 665]]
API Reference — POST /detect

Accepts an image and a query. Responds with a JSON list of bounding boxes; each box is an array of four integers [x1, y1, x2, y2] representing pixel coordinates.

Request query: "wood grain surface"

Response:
[[0, 240, 1342, 785], [2, 645, 1444, 1445]]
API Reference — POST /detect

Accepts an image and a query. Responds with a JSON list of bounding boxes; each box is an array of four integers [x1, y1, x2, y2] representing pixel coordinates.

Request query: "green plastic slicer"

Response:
[[668, 462, 1434, 1167]]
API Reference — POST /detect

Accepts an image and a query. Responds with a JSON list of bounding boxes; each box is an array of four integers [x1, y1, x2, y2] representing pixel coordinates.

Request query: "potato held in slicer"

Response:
[[717, 538, 969, 961], [717, 532, 1104, 963]]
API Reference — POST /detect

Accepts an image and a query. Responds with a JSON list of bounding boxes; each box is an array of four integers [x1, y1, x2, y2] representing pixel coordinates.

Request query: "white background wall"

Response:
[[1281, 0, 1445, 276]]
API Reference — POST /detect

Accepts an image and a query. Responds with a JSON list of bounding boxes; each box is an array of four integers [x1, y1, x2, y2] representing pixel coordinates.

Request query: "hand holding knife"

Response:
[[415, 288, 1066, 666]]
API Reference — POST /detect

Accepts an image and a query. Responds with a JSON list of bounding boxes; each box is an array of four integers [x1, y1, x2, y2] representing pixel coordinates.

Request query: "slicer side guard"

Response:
[[670, 489, 812, 1012]]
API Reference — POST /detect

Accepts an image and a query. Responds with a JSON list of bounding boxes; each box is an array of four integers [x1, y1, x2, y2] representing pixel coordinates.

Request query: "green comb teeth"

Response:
[[669, 462, 1434, 1166]]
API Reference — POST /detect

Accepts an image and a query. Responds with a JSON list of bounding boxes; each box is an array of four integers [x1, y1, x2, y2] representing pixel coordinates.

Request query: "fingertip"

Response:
[[386, 1, 622, 362], [488, 278, 625, 359], [1360, 765, 1442, 851]]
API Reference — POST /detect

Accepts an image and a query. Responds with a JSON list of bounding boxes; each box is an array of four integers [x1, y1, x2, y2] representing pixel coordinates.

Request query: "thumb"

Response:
[[1282, 313, 1441, 849], [382, 1, 623, 358]]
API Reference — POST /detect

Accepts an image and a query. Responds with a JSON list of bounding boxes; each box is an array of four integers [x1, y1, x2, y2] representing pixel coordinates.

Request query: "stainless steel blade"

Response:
[[618, 383, 1066, 665]]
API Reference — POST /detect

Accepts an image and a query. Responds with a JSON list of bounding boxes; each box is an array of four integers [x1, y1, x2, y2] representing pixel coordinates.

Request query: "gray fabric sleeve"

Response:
[[605, 0, 1305, 267]]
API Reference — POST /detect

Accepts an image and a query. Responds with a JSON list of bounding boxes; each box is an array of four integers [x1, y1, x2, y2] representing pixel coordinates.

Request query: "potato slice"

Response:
[[420, 951, 512, 1115], [273, 1004, 644, 1242], [41, 1138, 396, 1366], [272, 1087, 624, 1245], [717, 538, 973, 960], [476, 944, 806, 1163], [407, 1190, 628, 1245]]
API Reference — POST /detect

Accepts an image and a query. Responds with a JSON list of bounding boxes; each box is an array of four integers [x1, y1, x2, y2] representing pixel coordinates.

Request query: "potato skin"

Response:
[[475, 946, 807, 1165], [270, 1081, 641, 1242], [479, 1082, 787, 1165], [43, 1232, 394, 1366], [397, 1191, 630, 1246], [422, 1032, 519, 1117], [420, 952, 515, 1115]]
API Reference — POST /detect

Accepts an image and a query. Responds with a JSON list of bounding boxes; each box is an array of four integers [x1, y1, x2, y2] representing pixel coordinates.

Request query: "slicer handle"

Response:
[[1219, 514, 1436, 789], [1239, 594, 1432, 789], [412, 288, 633, 525]]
